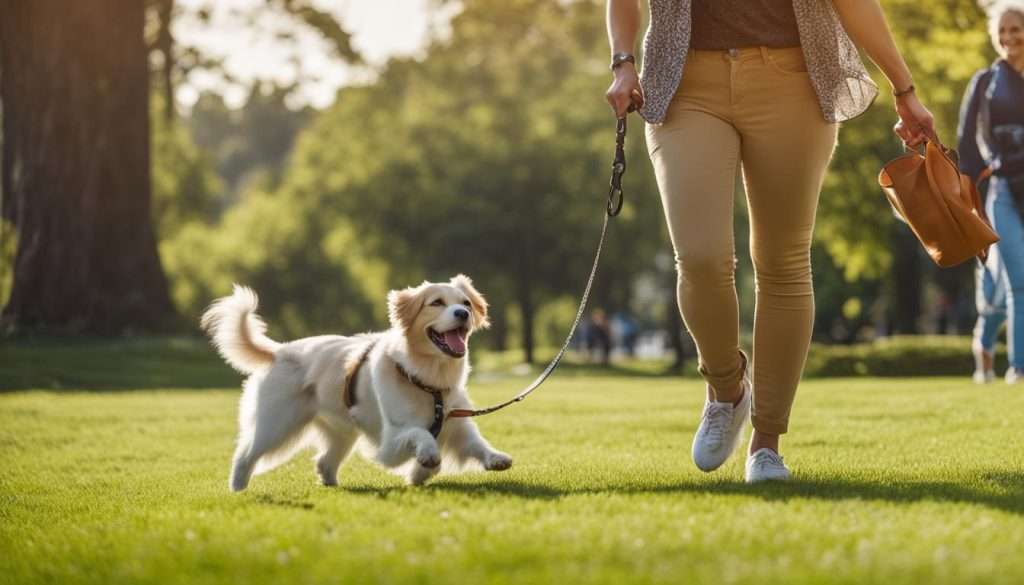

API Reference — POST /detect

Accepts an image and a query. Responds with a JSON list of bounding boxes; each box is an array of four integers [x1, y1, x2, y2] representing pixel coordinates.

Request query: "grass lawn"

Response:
[[2, 353, 1023, 584]]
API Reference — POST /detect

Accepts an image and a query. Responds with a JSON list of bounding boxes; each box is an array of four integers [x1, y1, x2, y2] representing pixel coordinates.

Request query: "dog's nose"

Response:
[[454, 308, 470, 320]]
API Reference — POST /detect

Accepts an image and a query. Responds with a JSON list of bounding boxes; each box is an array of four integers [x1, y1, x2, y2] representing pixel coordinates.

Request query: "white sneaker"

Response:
[[691, 369, 751, 472], [745, 448, 791, 483], [1006, 368, 1024, 384], [973, 343, 995, 384]]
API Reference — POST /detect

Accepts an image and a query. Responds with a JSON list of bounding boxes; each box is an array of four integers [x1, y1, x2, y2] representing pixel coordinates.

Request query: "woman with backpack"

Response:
[[961, 1, 1024, 385]]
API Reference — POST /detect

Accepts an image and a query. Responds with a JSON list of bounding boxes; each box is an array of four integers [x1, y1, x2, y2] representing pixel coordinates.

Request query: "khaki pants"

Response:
[[645, 46, 838, 434]]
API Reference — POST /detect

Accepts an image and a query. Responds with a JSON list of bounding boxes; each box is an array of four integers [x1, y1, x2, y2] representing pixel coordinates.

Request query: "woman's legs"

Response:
[[733, 47, 838, 447], [647, 47, 836, 475], [989, 178, 1024, 370], [646, 60, 746, 403], [974, 252, 1006, 355], [973, 242, 1005, 381]]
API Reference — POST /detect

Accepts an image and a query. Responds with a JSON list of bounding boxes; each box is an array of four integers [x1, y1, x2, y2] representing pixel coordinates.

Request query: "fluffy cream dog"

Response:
[[201, 275, 512, 491]]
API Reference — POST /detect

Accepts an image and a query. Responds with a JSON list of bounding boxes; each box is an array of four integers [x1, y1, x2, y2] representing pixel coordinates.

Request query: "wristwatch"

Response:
[[610, 52, 636, 71]]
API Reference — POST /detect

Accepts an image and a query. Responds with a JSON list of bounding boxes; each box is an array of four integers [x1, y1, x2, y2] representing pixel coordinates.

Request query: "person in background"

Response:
[[588, 309, 612, 365], [605, 0, 937, 482], [960, 1, 1024, 385]]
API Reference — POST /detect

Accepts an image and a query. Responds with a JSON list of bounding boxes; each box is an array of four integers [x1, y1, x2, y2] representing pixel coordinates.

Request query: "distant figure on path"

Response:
[[588, 309, 612, 366], [961, 1, 1024, 385]]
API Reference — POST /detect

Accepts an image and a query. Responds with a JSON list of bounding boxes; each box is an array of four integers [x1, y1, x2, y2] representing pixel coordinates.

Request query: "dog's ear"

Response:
[[450, 274, 490, 330], [388, 286, 425, 332]]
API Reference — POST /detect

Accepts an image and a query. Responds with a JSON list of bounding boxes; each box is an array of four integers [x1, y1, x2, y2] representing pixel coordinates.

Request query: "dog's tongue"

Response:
[[444, 329, 467, 354]]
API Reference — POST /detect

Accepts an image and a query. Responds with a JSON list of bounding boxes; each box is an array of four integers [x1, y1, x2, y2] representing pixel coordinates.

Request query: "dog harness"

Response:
[[343, 340, 455, 438]]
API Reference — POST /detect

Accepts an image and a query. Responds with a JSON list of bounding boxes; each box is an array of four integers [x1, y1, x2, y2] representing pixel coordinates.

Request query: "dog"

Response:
[[201, 275, 512, 491]]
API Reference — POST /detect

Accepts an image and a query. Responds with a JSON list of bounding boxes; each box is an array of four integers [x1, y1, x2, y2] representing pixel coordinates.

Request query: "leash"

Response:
[[345, 112, 632, 434], [445, 112, 631, 420]]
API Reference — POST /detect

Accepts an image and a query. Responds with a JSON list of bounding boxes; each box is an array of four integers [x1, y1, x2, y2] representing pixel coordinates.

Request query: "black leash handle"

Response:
[[607, 114, 628, 217], [449, 113, 630, 419]]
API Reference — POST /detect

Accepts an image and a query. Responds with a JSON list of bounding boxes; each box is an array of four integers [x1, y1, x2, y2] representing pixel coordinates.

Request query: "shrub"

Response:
[[804, 336, 1004, 378]]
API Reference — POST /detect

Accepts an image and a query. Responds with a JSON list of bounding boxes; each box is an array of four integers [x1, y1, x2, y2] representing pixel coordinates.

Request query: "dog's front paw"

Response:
[[416, 446, 441, 469], [408, 463, 439, 486], [484, 451, 513, 471]]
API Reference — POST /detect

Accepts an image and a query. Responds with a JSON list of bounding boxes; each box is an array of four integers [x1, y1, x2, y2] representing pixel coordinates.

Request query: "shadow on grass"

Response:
[[254, 494, 316, 510], [358, 471, 1024, 516]]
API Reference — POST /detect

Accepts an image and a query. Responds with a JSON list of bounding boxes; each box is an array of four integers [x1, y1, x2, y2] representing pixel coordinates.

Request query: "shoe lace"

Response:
[[752, 449, 783, 471], [701, 402, 733, 448]]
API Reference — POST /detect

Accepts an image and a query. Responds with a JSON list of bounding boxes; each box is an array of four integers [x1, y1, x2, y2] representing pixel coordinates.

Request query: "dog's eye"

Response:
[[430, 299, 445, 307], [462, 300, 472, 307]]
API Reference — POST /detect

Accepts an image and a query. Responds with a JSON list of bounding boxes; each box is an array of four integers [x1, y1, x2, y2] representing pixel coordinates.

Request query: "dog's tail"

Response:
[[200, 285, 281, 375]]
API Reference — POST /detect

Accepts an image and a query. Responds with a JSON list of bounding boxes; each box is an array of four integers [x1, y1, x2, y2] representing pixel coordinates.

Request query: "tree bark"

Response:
[[888, 227, 922, 334], [666, 284, 687, 372], [156, 0, 177, 122], [518, 283, 535, 365], [0, 0, 175, 335]]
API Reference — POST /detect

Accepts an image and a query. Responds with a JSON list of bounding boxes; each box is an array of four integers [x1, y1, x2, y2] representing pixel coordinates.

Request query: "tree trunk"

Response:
[[517, 277, 535, 365], [0, 0, 175, 335], [933, 262, 973, 335], [156, 0, 177, 122], [490, 301, 508, 352], [888, 228, 922, 334], [666, 278, 686, 373]]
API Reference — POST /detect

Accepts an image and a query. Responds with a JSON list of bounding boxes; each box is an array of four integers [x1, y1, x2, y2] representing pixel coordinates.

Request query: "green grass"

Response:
[[3, 359, 1024, 585]]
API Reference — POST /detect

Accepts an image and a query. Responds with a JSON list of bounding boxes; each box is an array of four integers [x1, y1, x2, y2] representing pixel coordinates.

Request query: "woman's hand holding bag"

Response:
[[878, 139, 999, 268]]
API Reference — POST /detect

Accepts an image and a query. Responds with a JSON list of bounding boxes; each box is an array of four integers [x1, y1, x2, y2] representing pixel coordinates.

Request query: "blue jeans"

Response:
[[975, 177, 1024, 367]]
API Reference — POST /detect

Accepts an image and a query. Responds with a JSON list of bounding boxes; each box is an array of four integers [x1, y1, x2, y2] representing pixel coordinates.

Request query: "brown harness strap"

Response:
[[343, 340, 377, 409], [393, 361, 447, 437], [393, 361, 447, 395]]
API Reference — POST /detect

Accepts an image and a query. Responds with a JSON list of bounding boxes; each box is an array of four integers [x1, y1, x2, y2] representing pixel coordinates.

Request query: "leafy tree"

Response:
[[271, 0, 666, 361], [160, 188, 385, 339], [188, 86, 312, 197], [0, 0, 360, 336], [151, 96, 224, 239]]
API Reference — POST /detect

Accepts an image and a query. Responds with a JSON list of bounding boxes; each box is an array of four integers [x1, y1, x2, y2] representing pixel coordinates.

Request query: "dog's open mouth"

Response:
[[428, 327, 468, 358]]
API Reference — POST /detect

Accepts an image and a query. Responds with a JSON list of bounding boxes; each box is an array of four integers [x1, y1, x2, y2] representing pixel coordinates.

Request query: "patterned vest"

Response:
[[638, 0, 879, 124]]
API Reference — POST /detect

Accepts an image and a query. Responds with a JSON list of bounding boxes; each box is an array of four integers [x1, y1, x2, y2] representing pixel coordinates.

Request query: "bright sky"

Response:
[[174, 0, 458, 109]]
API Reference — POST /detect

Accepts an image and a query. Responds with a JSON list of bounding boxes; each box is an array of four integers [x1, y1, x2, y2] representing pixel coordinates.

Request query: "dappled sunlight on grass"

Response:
[[1, 371, 1022, 584]]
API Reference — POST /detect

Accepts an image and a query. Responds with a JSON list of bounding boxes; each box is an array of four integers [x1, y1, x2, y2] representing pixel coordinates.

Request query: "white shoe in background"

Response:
[[1006, 367, 1024, 384], [972, 343, 995, 384], [745, 448, 791, 483]]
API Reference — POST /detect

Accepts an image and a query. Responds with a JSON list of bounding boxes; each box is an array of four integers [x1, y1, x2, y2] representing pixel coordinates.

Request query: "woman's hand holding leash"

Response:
[[605, 61, 644, 118]]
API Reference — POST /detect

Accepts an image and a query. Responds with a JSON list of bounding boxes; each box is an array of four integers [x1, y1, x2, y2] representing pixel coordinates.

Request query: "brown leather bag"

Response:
[[878, 140, 998, 268]]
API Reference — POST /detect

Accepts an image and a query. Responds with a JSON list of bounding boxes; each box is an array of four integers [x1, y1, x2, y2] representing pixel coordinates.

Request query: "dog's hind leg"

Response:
[[229, 360, 315, 492], [230, 441, 258, 492], [310, 418, 360, 487]]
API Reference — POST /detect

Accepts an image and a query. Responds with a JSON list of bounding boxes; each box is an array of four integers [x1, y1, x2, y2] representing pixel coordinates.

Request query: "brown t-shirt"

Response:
[[691, 0, 801, 50]]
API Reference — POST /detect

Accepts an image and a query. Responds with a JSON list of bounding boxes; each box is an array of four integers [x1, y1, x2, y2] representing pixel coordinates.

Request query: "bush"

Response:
[[804, 336, 1004, 378]]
